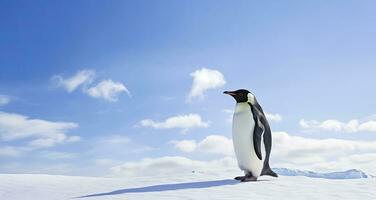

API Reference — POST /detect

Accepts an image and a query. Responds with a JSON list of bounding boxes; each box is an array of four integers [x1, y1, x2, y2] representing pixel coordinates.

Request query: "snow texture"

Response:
[[0, 169, 375, 200]]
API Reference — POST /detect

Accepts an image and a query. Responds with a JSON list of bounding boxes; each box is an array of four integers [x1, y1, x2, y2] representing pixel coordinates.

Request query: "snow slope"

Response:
[[0, 170, 375, 200]]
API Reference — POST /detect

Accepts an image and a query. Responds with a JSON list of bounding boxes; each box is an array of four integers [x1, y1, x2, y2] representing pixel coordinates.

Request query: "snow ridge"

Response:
[[273, 168, 369, 179]]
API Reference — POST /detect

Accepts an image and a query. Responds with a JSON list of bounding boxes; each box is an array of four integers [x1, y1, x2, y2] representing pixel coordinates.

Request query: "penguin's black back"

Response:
[[249, 98, 278, 177]]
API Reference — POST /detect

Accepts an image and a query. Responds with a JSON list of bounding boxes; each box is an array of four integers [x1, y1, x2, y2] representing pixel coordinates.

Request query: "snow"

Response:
[[273, 168, 369, 179], [1, 170, 375, 200]]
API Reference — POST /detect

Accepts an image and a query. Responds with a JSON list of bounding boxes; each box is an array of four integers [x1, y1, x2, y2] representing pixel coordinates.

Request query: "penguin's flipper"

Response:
[[251, 107, 263, 160], [253, 122, 263, 160]]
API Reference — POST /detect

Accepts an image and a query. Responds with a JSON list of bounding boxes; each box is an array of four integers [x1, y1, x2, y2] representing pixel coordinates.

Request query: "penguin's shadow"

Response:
[[77, 179, 240, 198]]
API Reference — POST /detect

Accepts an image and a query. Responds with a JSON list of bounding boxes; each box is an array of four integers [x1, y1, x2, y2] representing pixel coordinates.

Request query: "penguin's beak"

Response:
[[223, 91, 236, 96]]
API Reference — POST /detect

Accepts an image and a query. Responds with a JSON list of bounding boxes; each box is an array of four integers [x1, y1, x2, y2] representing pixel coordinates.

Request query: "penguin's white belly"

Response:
[[232, 106, 264, 177]]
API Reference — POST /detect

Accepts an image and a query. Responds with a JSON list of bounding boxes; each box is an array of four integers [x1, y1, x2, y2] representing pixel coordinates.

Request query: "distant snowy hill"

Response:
[[273, 168, 369, 179], [0, 169, 375, 200]]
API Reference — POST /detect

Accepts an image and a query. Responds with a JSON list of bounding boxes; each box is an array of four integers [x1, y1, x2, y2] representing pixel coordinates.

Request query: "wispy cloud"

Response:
[[0, 111, 80, 154], [300, 117, 376, 133], [140, 114, 209, 133], [187, 68, 226, 101], [52, 69, 130, 102], [0, 95, 11, 106], [52, 70, 95, 92], [85, 79, 130, 102]]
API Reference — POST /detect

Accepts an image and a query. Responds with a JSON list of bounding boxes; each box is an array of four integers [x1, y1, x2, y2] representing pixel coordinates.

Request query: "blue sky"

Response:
[[1, 0, 376, 176]]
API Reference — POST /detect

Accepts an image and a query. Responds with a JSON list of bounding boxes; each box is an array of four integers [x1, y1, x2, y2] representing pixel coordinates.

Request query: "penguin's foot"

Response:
[[268, 171, 278, 178], [236, 172, 258, 182], [241, 176, 258, 182], [261, 167, 279, 177], [234, 176, 246, 180], [234, 175, 258, 182]]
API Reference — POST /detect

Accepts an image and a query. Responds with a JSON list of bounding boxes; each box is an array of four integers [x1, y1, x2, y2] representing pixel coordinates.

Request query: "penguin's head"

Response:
[[223, 89, 255, 104]]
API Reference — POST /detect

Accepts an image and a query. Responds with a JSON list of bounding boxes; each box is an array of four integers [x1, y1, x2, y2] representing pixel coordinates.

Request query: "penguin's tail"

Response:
[[261, 166, 278, 177]]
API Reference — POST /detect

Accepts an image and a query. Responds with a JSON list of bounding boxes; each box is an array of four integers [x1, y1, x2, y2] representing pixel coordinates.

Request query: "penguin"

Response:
[[224, 89, 278, 182]]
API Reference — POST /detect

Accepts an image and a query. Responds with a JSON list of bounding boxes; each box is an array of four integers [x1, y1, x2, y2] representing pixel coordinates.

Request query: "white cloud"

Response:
[[198, 135, 233, 156], [28, 134, 68, 148], [111, 156, 236, 177], [265, 112, 282, 123], [187, 68, 226, 101], [300, 118, 376, 133], [28, 135, 80, 148], [0, 111, 80, 152], [358, 121, 376, 132], [309, 153, 376, 173], [140, 114, 209, 132], [272, 131, 376, 173], [172, 135, 233, 156], [0, 95, 11, 106], [85, 79, 130, 102], [111, 131, 376, 176], [0, 146, 22, 157], [172, 131, 376, 174], [273, 132, 376, 159], [52, 70, 95, 92], [171, 140, 197, 152]]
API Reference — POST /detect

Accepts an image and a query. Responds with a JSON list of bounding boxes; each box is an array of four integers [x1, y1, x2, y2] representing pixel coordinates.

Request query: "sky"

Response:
[[1, 0, 376, 176]]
